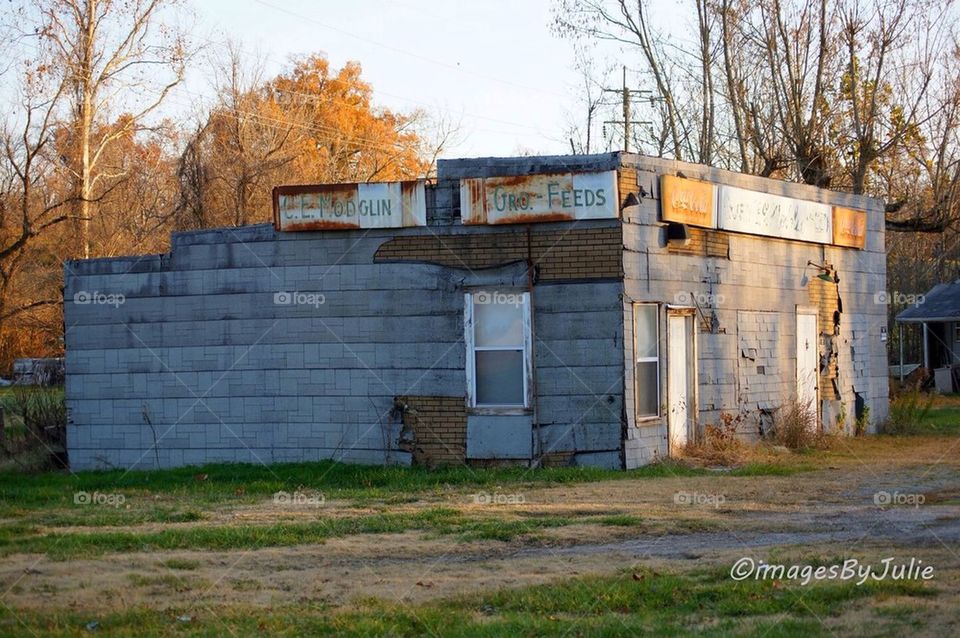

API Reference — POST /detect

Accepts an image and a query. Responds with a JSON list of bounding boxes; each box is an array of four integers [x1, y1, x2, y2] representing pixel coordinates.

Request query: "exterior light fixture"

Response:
[[807, 260, 837, 283]]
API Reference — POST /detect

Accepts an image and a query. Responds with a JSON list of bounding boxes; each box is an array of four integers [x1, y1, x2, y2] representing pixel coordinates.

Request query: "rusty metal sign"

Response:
[[832, 206, 867, 249], [273, 180, 427, 231], [660, 175, 716, 228], [460, 170, 619, 225]]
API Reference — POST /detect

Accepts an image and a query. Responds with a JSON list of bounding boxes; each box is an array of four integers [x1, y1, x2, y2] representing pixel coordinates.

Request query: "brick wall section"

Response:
[[667, 228, 730, 258], [618, 167, 640, 206], [397, 396, 466, 467], [808, 276, 841, 399], [373, 226, 623, 281]]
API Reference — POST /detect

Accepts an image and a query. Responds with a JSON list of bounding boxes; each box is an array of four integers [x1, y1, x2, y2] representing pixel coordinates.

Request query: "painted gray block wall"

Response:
[[64, 218, 625, 470], [619, 155, 888, 468], [532, 280, 624, 469]]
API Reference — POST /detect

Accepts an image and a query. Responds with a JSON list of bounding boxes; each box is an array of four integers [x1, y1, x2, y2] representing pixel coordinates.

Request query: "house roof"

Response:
[[896, 280, 960, 323]]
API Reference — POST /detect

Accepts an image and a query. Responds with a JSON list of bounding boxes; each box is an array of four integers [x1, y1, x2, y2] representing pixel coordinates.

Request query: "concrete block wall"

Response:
[[532, 281, 624, 469], [64, 151, 887, 472], [65, 153, 627, 471], [65, 228, 466, 469], [619, 155, 888, 466]]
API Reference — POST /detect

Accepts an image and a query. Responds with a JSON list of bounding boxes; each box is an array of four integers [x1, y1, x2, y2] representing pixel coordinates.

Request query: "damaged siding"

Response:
[[65, 229, 468, 469], [64, 151, 886, 472], [396, 396, 467, 467], [619, 155, 887, 468], [65, 158, 627, 470]]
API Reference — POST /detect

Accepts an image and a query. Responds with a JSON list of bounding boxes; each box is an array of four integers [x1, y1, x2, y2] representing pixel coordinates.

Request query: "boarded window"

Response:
[[634, 304, 660, 418]]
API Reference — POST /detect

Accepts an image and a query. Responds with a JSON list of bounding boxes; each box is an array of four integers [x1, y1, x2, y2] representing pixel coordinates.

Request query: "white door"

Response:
[[668, 315, 690, 452], [796, 311, 818, 416]]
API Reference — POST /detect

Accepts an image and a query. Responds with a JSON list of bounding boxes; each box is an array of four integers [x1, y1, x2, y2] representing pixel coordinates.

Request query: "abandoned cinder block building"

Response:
[[64, 153, 888, 470]]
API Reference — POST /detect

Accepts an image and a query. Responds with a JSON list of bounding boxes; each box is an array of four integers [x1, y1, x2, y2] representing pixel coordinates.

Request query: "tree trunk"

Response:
[[79, 0, 96, 259]]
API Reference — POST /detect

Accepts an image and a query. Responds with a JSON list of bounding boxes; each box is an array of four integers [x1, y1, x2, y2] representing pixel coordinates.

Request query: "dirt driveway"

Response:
[[3, 436, 959, 618]]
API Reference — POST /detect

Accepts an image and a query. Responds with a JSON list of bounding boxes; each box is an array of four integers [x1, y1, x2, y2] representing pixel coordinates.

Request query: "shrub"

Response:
[[682, 411, 746, 465], [766, 399, 820, 450], [1, 386, 66, 469], [880, 390, 933, 435], [854, 406, 870, 437]]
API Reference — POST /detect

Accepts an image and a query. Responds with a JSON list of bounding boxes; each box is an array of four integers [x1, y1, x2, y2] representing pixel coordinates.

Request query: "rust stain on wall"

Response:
[[491, 212, 575, 225]]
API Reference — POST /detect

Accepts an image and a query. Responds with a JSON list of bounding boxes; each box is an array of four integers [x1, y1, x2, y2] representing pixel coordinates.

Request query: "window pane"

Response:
[[634, 305, 658, 359], [635, 361, 659, 417], [476, 350, 524, 405], [474, 296, 524, 347]]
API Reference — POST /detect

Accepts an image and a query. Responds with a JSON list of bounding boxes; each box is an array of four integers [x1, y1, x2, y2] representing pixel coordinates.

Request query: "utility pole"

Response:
[[603, 66, 653, 153]]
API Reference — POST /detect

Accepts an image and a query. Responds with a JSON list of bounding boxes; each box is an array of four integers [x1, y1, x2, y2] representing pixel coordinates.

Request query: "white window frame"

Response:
[[464, 291, 532, 410], [633, 303, 661, 421]]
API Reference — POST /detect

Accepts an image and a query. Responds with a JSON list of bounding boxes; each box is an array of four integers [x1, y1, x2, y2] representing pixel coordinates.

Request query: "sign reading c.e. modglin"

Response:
[[460, 170, 619, 225], [273, 180, 427, 231]]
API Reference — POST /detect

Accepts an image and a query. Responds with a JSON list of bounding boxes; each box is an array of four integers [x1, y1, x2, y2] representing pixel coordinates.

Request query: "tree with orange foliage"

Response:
[[176, 53, 431, 229]]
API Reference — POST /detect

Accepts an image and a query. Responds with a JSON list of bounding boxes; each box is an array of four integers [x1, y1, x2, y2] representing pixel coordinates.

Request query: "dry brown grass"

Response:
[[682, 411, 756, 465], [765, 399, 827, 450]]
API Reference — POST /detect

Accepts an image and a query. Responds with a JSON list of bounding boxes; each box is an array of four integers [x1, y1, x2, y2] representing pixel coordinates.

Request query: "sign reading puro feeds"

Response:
[[459, 170, 619, 225]]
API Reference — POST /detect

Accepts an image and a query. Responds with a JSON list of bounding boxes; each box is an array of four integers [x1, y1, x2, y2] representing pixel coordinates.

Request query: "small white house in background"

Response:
[[896, 280, 960, 392], [63, 153, 888, 471]]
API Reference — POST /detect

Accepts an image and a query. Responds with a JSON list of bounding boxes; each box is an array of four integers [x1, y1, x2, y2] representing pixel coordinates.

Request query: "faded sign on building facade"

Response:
[[658, 175, 867, 248], [660, 175, 716, 227], [273, 181, 427, 231], [460, 170, 618, 225], [832, 206, 867, 248], [717, 184, 833, 244]]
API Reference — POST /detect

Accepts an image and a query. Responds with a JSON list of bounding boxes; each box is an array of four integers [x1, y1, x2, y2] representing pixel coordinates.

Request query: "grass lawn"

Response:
[[1, 434, 958, 636], [0, 565, 938, 637], [0, 457, 803, 558]]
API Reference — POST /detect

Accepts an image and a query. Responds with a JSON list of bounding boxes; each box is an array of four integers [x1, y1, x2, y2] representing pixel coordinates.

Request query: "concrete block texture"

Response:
[[65, 152, 886, 471], [65, 218, 626, 470], [620, 154, 887, 449]]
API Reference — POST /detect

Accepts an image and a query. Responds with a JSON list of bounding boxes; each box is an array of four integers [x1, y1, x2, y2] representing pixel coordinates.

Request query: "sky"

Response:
[[183, 0, 617, 159]]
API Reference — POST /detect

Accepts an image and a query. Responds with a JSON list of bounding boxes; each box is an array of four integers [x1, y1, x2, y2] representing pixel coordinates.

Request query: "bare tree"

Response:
[[0, 67, 73, 326], [564, 44, 612, 154], [26, 0, 190, 258], [554, 0, 686, 158]]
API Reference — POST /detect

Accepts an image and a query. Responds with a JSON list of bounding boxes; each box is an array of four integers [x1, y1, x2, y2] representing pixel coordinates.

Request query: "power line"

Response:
[[250, 0, 571, 100], [602, 65, 655, 154]]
